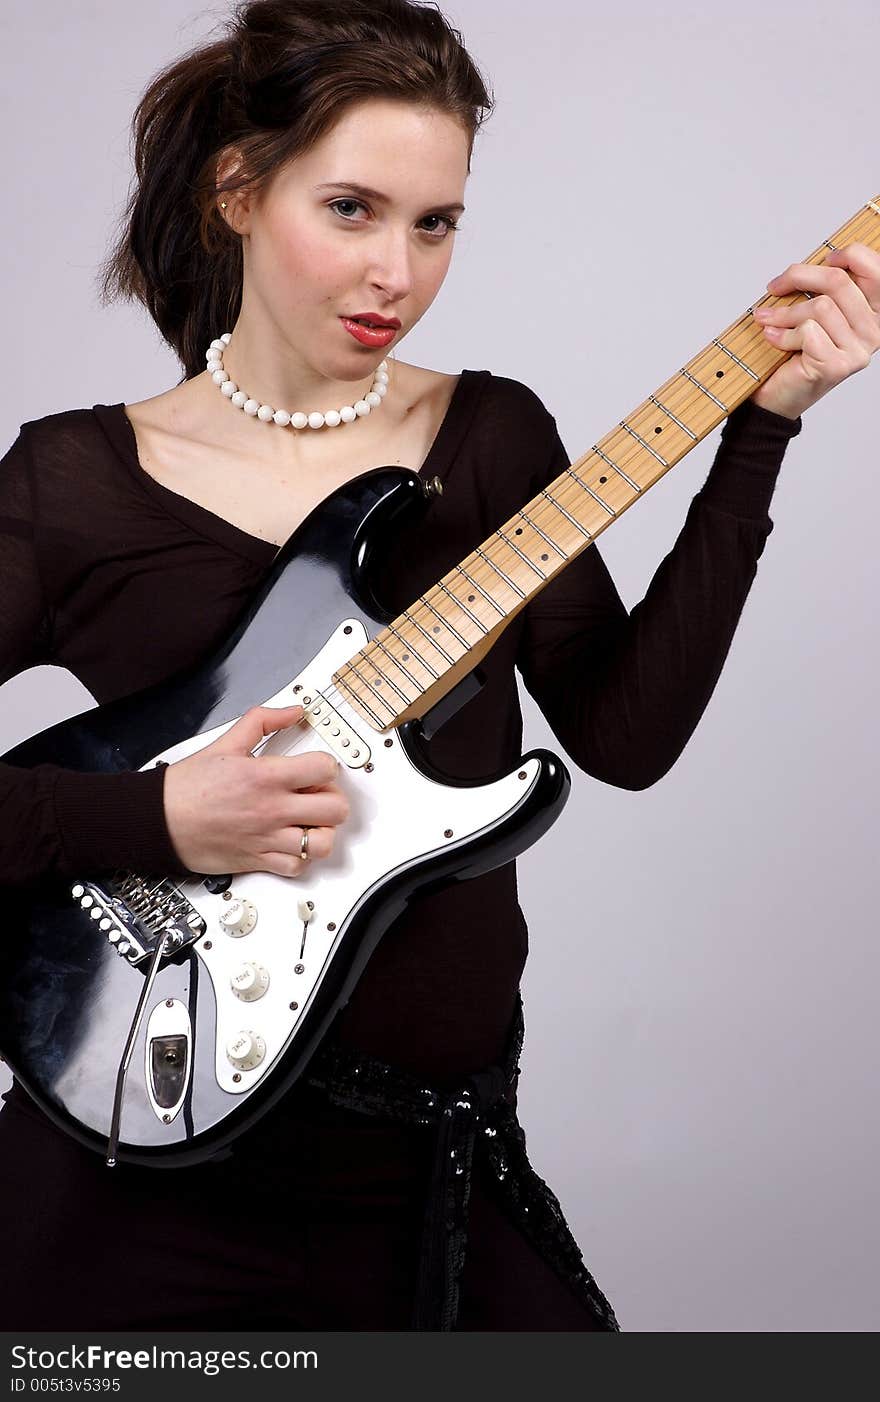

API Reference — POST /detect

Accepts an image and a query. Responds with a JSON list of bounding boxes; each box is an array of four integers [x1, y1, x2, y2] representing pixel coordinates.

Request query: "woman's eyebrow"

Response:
[[313, 181, 465, 215]]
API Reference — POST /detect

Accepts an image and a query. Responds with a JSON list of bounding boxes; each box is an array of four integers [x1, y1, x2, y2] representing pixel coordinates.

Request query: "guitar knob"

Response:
[[230, 962, 270, 1002], [218, 897, 258, 937], [226, 1031, 266, 1071]]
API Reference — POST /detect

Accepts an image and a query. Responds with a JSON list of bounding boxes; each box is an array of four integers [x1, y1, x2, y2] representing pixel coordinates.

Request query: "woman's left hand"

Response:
[[748, 242, 880, 420]]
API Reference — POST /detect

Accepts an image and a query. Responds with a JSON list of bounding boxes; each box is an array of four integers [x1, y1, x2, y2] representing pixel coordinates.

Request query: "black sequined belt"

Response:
[[302, 992, 620, 1332]]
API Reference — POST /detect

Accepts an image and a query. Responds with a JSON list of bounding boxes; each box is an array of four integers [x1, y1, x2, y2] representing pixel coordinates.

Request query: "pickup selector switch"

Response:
[[230, 962, 270, 1002], [226, 1031, 266, 1071], [219, 897, 258, 937]]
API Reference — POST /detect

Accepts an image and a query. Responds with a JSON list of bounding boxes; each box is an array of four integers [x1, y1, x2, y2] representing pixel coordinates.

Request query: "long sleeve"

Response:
[[0, 425, 190, 890], [516, 397, 803, 790]]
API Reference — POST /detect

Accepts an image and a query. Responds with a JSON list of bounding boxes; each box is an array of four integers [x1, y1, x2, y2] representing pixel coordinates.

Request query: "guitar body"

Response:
[[0, 467, 569, 1166]]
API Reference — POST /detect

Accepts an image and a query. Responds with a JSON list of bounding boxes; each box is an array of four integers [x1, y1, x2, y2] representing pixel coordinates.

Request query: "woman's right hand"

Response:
[[162, 705, 350, 877]]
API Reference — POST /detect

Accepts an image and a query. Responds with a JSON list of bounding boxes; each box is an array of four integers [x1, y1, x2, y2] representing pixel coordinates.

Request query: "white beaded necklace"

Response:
[[206, 333, 390, 430]]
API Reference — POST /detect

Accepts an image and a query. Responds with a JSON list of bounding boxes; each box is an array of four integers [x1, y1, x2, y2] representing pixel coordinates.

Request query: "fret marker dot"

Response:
[[655, 426, 663, 433], [402, 653, 410, 661], [541, 553, 549, 561], [432, 626, 440, 633], [467, 595, 475, 602], [599, 476, 607, 484], [715, 370, 724, 378], [515, 527, 523, 535]]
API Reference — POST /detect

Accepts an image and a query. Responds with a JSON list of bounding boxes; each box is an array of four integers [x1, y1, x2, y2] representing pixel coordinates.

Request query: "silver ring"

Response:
[[299, 827, 310, 861]]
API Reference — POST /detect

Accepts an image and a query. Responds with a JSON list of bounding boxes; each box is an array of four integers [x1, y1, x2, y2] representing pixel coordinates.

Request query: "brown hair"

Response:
[[96, 0, 494, 382]]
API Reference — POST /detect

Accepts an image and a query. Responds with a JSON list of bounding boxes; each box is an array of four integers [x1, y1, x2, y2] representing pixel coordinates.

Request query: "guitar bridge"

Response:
[[70, 872, 207, 967]]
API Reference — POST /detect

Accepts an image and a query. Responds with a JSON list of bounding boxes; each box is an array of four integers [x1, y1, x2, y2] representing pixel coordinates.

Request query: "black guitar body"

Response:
[[0, 469, 569, 1166]]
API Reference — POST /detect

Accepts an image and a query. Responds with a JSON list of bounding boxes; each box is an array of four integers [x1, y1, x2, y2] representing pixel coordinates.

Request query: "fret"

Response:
[[359, 646, 412, 707], [417, 592, 470, 653], [387, 621, 439, 681], [454, 563, 506, 619], [624, 402, 695, 469], [403, 606, 456, 666], [647, 393, 697, 441], [350, 655, 399, 720], [731, 323, 781, 378], [653, 369, 724, 436], [712, 337, 760, 381], [371, 635, 421, 693], [342, 657, 395, 726], [679, 365, 728, 412], [596, 429, 650, 498], [436, 578, 489, 635], [593, 441, 645, 490], [518, 509, 568, 561], [619, 419, 668, 467], [495, 527, 547, 581], [700, 330, 775, 393], [647, 395, 695, 437], [473, 545, 527, 600], [567, 465, 618, 515], [330, 192, 880, 735], [540, 488, 592, 541]]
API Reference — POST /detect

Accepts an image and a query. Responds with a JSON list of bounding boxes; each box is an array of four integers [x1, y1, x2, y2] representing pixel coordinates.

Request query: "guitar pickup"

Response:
[[297, 691, 371, 770]]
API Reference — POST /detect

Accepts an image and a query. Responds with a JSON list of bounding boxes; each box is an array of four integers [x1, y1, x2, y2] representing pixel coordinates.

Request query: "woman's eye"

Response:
[[329, 198, 363, 220], [420, 213, 459, 237], [327, 198, 458, 238]]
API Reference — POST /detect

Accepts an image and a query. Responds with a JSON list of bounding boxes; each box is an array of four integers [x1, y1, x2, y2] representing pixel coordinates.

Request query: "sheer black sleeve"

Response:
[[516, 398, 803, 789], [0, 425, 189, 890]]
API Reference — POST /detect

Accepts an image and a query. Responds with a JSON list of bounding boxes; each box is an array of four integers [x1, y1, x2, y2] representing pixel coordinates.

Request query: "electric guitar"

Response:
[[2, 196, 876, 1166]]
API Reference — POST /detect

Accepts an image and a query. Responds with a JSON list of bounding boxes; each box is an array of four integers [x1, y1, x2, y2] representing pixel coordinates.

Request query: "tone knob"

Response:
[[230, 962, 270, 1002], [226, 1031, 266, 1071], [218, 897, 258, 937]]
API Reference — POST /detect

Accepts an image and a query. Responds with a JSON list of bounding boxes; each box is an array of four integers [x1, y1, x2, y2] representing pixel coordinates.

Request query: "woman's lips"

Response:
[[340, 317, 397, 348]]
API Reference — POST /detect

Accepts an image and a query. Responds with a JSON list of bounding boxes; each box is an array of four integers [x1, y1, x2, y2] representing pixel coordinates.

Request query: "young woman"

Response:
[[1, 0, 877, 1332]]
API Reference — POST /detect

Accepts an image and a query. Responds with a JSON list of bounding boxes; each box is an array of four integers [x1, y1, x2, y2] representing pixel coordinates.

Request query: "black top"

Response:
[[0, 371, 802, 1093]]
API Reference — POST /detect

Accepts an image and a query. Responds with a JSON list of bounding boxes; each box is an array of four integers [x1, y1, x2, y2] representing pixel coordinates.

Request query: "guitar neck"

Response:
[[335, 196, 880, 731]]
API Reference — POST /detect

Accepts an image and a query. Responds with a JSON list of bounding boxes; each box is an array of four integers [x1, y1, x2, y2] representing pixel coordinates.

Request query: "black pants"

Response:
[[0, 1081, 616, 1331]]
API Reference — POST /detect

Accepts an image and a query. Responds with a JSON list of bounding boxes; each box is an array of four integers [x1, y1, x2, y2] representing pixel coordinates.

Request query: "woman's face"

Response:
[[230, 98, 471, 377]]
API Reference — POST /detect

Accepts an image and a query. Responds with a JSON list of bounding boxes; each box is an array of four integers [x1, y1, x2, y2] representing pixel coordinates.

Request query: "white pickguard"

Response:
[[143, 621, 540, 1095]]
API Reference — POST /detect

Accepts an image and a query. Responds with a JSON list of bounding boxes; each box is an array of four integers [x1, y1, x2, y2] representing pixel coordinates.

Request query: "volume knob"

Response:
[[218, 897, 258, 937], [226, 1031, 266, 1071], [230, 962, 270, 1002]]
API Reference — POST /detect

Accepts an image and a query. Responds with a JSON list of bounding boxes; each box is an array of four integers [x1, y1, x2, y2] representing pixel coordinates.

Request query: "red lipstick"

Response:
[[340, 316, 398, 347]]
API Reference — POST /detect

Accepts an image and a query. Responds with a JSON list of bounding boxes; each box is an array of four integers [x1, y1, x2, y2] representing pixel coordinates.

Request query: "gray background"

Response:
[[2, 0, 877, 1331]]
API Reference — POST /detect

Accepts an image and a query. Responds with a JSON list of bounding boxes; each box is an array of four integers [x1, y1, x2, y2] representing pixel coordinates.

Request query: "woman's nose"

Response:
[[368, 228, 415, 303]]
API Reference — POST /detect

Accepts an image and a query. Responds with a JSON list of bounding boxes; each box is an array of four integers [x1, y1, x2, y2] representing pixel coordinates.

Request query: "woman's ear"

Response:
[[215, 146, 252, 234]]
